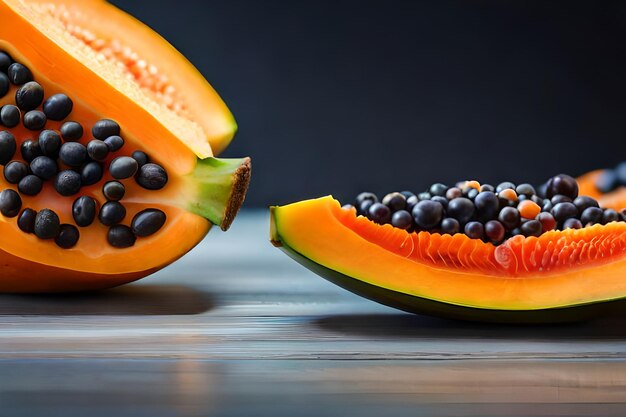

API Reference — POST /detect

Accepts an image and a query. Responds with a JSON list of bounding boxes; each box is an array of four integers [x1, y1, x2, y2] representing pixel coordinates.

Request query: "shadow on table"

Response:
[[314, 313, 626, 340], [0, 284, 216, 316]]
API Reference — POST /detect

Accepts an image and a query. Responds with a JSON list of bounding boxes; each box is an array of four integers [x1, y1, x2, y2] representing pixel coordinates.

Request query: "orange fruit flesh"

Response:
[[0, 74, 210, 273], [272, 197, 626, 310], [2, 0, 236, 162]]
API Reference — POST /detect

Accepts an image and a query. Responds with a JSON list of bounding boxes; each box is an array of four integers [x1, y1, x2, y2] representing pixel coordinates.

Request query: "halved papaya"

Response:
[[0, 0, 250, 292], [271, 196, 626, 323]]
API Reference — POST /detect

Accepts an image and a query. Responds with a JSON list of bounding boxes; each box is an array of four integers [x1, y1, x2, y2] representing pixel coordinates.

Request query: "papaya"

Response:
[[0, 0, 250, 292], [271, 176, 626, 323], [577, 163, 626, 211]]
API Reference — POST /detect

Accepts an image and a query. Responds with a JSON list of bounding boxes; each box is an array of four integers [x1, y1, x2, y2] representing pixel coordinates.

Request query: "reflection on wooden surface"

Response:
[[1, 212, 626, 416], [0, 285, 215, 316]]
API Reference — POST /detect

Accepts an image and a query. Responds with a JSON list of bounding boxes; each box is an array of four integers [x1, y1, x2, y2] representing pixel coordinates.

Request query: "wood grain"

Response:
[[1, 211, 626, 416]]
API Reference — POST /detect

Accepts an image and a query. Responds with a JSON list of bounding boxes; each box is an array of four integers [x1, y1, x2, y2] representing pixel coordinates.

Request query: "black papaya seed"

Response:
[[99, 201, 126, 226], [3, 160, 30, 184], [0, 189, 22, 217], [20, 139, 42, 162], [92, 119, 120, 140], [60, 121, 83, 141], [580, 207, 603, 225], [0, 130, 16, 165], [107, 225, 136, 248], [30, 156, 58, 180], [367, 202, 391, 225], [390, 210, 412, 230], [18, 175, 43, 196], [474, 191, 498, 221], [546, 174, 578, 200], [17, 208, 37, 234], [603, 209, 620, 224], [72, 196, 97, 227], [7, 63, 33, 85], [464, 221, 485, 240], [431, 195, 448, 209], [80, 161, 103, 186], [496, 182, 516, 193], [54, 170, 82, 196], [34, 209, 61, 239], [131, 209, 167, 237], [102, 181, 125, 201], [440, 217, 460, 235], [104, 135, 124, 152], [551, 202, 578, 223], [109, 156, 138, 180], [573, 196, 599, 213], [42, 94, 73, 121], [498, 206, 520, 230], [429, 183, 448, 197], [59, 142, 87, 167], [516, 183, 536, 197], [131, 150, 149, 167], [55, 224, 80, 249], [563, 218, 583, 230], [405, 195, 419, 212], [38, 130, 62, 158], [355, 192, 377, 206], [136, 163, 168, 190], [23, 110, 47, 131], [446, 197, 475, 225], [485, 220, 505, 242], [0, 105, 20, 128], [521, 219, 543, 237], [381, 192, 406, 211], [0, 52, 12, 72], [0, 73, 8, 98], [412, 200, 443, 230], [15, 81, 44, 111], [86, 140, 109, 161]]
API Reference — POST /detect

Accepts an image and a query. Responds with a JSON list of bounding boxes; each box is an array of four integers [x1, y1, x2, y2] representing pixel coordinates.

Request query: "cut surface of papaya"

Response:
[[271, 196, 626, 323], [0, 0, 250, 292]]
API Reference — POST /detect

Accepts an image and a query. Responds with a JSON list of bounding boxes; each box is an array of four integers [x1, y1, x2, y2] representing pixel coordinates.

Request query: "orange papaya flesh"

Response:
[[577, 169, 626, 211], [271, 197, 626, 322], [0, 0, 251, 292]]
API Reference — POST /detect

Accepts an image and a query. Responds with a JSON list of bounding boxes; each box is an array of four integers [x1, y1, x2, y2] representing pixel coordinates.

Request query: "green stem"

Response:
[[185, 157, 251, 230]]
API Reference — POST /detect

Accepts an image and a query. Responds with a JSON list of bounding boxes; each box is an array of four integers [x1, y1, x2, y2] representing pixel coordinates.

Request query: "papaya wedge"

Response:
[[271, 196, 626, 323]]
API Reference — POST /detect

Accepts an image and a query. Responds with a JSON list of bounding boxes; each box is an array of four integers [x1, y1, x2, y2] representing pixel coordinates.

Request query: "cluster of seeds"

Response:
[[0, 51, 168, 249], [346, 174, 626, 245], [596, 161, 626, 193]]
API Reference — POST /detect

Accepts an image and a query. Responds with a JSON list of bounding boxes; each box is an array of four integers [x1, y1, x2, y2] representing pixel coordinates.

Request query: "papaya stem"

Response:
[[185, 157, 251, 230]]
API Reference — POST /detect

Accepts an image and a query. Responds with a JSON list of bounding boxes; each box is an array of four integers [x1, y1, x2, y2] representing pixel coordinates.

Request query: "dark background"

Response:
[[112, 0, 626, 207]]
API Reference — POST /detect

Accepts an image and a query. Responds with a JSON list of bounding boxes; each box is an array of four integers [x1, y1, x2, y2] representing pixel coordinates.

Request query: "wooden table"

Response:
[[1, 211, 626, 416]]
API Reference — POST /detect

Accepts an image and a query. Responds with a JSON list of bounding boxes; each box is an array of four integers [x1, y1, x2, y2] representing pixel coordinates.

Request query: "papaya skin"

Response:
[[0, 251, 155, 293], [271, 196, 626, 322]]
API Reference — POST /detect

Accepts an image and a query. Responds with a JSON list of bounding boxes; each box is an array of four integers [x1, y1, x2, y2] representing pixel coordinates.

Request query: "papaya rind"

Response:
[[275, 239, 626, 324]]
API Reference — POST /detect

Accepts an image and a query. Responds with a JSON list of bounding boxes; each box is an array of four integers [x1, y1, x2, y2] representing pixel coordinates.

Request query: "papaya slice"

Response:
[[577, 168, 626, 211], [271, 197, 626, 323], [0, 0, 250, 292]]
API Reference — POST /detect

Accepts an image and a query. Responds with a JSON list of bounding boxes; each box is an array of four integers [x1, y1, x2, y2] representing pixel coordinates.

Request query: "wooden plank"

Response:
[[1, 212, 626, 415]]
